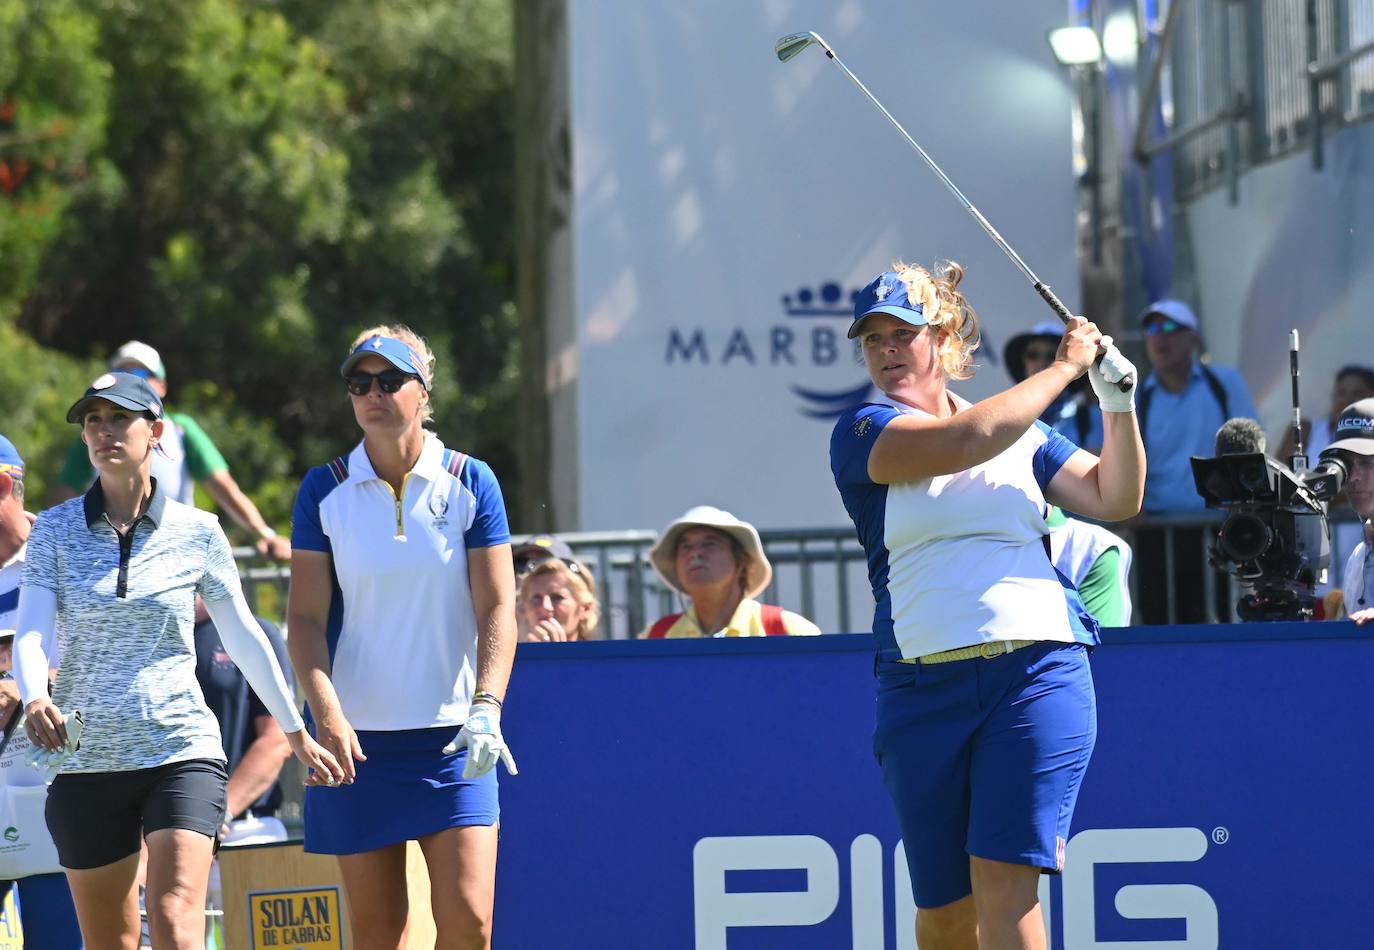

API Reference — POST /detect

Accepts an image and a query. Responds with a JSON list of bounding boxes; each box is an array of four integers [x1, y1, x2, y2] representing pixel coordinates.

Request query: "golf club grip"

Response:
[[1033, 282, 1134, 392]]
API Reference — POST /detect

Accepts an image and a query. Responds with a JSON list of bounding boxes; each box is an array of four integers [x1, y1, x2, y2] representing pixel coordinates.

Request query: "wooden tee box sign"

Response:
[[220, 839, 435, 949]]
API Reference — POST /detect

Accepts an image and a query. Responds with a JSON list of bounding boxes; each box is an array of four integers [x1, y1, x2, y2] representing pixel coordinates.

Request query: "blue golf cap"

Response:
[[0, 433, 23, 479], [340, 335, 431, 390], [847, 271, 929, 339], [66, 372, 165, 424]]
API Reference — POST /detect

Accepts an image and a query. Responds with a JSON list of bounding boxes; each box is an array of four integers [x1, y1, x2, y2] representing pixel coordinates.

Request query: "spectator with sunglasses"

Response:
[[1004, 321, 1103, 452], [518, 557, 601, 642], [288, 325, 518, 947], [512, 533, 577, 580], [1135, 300, 1257, 623], [50, 340, 292, 560]]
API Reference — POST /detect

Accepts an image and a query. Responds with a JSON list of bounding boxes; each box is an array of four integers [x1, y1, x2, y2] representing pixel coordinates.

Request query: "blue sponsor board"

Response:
[[496, 623, 1371, 948]]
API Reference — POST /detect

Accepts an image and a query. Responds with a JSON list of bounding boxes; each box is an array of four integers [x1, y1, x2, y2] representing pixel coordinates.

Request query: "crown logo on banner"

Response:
[[778, 280, 875, 419], [780, 282, 859, 318]]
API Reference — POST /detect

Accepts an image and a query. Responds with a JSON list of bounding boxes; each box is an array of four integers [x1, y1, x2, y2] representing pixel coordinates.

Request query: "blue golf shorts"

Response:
[[873, 641, 1096, 909]]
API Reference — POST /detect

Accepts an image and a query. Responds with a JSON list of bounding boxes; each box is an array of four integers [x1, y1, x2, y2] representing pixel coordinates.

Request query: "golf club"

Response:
[[775, 30, 1133, 390]]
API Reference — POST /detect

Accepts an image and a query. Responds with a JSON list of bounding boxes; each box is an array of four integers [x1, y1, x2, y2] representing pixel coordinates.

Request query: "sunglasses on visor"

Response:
[[1144, 318, 1187, 337], [345, 369, 419, 396], [516, 555, 593, 580]]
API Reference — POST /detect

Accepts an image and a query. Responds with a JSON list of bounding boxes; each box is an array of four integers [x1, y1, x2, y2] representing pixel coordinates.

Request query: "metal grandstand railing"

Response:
[[1140, 0, 1374, 199], [233, 510, 1366, 637]]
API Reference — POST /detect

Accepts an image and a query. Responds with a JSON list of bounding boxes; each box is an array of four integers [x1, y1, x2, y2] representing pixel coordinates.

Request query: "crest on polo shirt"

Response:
[[429, 492, 450, 528]]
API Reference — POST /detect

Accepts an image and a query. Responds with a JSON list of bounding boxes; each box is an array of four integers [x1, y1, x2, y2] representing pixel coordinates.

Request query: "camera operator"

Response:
[[1324, 398, 1374, 624]]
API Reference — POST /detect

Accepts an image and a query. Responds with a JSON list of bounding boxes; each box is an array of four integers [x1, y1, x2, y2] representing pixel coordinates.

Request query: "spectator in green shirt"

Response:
[[48, 341, 292, 560], [1046, 506, 1133, 626]]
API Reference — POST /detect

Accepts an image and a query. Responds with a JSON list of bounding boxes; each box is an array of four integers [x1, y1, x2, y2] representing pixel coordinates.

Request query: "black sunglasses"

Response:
[[345, 369, 419, 396]]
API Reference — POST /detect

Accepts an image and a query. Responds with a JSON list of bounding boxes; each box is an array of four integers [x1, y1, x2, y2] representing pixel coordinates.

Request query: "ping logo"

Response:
[[1061, 827, 1218, 949], [693, 827, 1219, 949]]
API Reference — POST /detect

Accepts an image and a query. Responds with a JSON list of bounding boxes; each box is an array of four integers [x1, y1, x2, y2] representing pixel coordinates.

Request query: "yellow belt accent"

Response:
[[898, 639, 1039, 665]]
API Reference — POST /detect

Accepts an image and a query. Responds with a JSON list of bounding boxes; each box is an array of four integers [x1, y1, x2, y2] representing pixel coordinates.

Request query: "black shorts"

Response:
[[45, 758, 228, 870]]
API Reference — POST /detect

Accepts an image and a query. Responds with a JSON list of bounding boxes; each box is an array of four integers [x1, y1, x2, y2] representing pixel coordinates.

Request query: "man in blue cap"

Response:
[[0, 432, 82, 947], [1135, 299, 1258, 623]]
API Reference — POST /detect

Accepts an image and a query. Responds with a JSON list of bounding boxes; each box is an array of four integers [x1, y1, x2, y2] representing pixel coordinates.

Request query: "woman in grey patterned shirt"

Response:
[[13, 372, 342, 950]]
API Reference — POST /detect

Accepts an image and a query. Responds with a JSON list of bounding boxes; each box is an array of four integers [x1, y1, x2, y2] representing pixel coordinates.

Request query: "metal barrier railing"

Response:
[[1137, 0, 1374, 199], [233, 510, 1365, 636]]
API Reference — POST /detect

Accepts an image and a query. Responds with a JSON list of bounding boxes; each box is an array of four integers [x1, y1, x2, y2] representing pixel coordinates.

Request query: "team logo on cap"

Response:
[[91, 373, 117, 389], [369, 337, 385, 350], [872, 277, 892, 300]]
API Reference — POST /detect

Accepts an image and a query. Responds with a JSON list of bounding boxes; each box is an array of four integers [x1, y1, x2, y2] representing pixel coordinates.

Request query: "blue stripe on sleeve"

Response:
[[1031, 419, 1080, 492], [461, 458, 511, 549]]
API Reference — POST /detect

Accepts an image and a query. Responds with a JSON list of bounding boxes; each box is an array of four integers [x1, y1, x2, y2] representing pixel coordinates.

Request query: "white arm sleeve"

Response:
[[204, 591, 306, 734], [13, 586, 57, 706]]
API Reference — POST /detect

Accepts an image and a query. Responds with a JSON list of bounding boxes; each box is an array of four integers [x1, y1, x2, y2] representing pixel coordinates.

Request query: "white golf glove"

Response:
[[443, 704, 518, 779], [1089, 338, 1137, 413], [24, 709, 83, 786]]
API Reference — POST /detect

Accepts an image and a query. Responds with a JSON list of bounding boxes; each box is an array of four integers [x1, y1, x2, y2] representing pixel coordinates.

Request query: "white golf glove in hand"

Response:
[[444, 704, 518, 779], [24, 709, 83, 786], [1089, 338, 1137, 413]]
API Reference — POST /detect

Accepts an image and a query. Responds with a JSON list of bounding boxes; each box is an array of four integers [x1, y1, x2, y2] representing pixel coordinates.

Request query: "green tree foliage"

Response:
[[4, 0, 518, 536]]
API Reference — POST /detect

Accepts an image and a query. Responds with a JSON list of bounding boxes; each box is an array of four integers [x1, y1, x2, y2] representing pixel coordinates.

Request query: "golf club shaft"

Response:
[[819, 48, 1079, 325], [789, 33, 1131, 390]]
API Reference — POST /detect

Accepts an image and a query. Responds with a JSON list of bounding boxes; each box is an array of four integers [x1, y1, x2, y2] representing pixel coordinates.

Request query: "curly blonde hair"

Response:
[[891, 260, 981, 380], [520, 558, 601, 640], [348, 324, 437, 423]]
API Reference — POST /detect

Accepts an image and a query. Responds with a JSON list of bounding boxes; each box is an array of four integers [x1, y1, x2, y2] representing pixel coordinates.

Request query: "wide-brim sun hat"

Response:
[[1002, 320, 1065, 383], [649, 505, 773, 600], [65, 372, 165, 424], [1324, 397, 1374, 457], [846, 271, 930, 340]]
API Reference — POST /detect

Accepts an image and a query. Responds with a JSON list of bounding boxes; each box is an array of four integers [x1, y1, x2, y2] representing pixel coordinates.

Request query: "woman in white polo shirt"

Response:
[[14, 372, 340, 950], [830, 262, 1145, 950], [288, 325, 517, 948]]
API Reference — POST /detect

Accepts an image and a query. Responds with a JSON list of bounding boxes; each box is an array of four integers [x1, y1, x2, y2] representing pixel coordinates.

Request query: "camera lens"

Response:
[[1219, 512, 1271, 562]]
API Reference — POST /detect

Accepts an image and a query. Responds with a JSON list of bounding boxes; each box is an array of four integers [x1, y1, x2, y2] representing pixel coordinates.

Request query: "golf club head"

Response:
[[775, 31, 832, 63]]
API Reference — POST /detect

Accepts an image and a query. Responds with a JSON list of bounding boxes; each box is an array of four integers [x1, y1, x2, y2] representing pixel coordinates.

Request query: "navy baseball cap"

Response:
[[847, 272, 929, 339], [66, 372, 165, 424], [0, 433, 23, 479], [1324, 398, 1374, 457], [340, 335, 431, 390]]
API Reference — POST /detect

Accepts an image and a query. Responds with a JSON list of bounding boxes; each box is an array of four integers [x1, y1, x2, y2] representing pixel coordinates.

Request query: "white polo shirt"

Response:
[[831, 393, 1100, 660], [291, 434, 510, 731]]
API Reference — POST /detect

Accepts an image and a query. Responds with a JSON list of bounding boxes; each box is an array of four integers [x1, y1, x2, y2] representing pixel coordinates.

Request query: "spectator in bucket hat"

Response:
[[640, 506, 820, 638]]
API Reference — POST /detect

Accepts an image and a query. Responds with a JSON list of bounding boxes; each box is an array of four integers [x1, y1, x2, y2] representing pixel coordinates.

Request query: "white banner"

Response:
[[566, 0, 1080, 532]]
